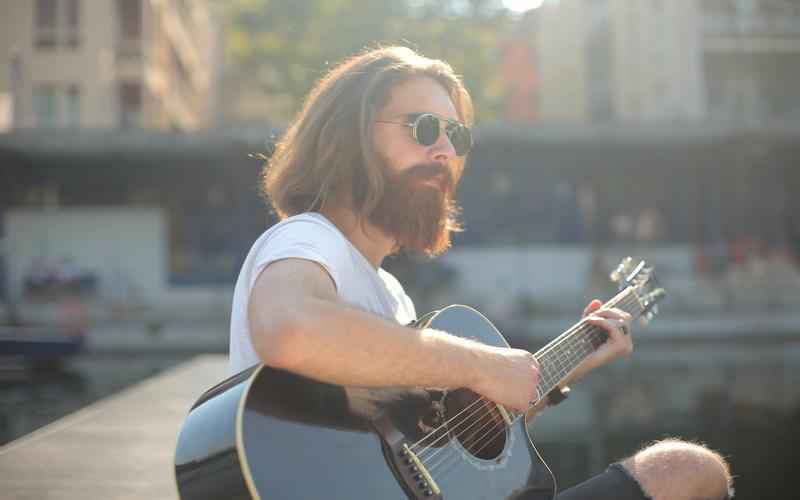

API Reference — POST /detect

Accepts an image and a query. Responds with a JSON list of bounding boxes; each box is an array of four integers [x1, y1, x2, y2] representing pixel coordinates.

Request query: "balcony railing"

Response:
[[703, 12, 800, 37], [35, 27, 81, 49]]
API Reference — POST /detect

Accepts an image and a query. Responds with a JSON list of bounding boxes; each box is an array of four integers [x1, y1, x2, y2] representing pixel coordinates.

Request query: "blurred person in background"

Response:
[[228, 46, 733, 500]]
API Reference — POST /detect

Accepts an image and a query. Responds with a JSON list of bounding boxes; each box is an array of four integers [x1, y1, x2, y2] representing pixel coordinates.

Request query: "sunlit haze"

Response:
[[502, 0, 545, 13]]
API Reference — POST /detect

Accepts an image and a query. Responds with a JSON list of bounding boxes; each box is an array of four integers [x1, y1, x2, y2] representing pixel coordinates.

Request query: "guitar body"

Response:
[[175, 305, 556, 500]]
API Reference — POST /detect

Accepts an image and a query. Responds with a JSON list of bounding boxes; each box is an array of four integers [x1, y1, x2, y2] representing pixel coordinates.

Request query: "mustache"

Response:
[[404, 163, 454, 188]]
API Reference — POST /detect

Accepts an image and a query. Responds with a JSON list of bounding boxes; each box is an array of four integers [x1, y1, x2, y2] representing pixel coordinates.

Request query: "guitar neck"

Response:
[[533, 287, 644, 397]]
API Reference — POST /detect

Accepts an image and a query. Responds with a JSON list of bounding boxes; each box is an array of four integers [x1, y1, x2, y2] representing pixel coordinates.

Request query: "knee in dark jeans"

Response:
[[553, 463, 652, 500]]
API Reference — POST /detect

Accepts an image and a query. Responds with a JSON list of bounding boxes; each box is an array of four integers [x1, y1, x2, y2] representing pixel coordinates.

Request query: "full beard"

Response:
[[368, 163, 461, 257]]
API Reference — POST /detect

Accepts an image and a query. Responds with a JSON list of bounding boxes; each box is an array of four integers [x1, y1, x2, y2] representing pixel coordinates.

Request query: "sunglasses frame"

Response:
[[376, 112, 473, 156]]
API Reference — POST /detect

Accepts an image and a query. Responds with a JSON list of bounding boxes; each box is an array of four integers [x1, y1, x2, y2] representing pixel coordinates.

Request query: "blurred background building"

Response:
[[453, 3, 800, 489], [0, 0, 233, 314], [0, 0, 222, 131], [509, 0, 800, 123], [0, 1, 798, 495], [0, 0, 797, 328], [0, 0, 797, 322]]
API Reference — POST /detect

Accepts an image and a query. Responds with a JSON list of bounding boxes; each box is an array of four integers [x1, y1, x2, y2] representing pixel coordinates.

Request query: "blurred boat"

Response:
[[0, 325, 86, 370]]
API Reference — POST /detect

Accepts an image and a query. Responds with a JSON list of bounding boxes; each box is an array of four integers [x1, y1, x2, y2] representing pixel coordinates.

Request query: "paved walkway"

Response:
[[0, 355, 228, 500]]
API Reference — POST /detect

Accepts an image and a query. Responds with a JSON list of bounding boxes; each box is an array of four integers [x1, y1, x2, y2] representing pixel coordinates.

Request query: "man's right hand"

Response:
[[469, 346, 541, 414]]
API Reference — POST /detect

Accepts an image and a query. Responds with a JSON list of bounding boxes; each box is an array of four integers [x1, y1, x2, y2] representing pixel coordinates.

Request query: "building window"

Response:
[[32, 84, 59, 127], [117, 0, 142, 39], [116, 0, 142, 60], [34, 0, 81, 49], [585, 0, 615, 121], [35, 0, 58, 48], [65, 0, 80, 47], [65, 84, 81, 126], [119, 82, 143, 128], [31, 83, 81, 127]]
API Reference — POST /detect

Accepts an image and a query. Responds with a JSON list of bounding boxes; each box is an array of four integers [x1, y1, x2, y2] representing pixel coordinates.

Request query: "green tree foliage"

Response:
[[224, 0, 518, 124]]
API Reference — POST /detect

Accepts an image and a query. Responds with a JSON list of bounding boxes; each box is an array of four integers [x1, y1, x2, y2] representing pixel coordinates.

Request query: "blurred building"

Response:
[[0, 1, 232, 311], [0, 0, 798, 325], [476, 1, 800, 473], [0, 0, 222, 131], [0, 129, 269, 316], [518, 0, 800, 123], [474, 0, 800, 320]]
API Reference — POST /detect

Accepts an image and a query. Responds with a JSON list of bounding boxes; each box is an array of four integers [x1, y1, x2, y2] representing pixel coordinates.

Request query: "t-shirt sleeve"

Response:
[[247, 218, 347, 293], [378, 268, 418, 323]]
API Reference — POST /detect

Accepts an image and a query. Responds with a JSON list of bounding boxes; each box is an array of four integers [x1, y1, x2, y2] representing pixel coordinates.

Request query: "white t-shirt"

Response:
[[228, 212, 417, 374]]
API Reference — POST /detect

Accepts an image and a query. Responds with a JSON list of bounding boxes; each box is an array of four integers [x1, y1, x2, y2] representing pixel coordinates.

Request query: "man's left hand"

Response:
[[581, 299, 634, 370]]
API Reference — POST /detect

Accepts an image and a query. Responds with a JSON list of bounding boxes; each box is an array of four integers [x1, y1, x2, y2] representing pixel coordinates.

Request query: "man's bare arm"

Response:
[[248, 258, 541, 413]]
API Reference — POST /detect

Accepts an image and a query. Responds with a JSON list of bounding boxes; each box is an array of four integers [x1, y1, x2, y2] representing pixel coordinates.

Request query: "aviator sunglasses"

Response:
[[377, 113, 473, 156]]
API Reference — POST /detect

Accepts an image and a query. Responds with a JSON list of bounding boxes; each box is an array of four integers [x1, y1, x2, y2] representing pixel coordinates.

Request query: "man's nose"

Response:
[[429, 131, 456, 164]]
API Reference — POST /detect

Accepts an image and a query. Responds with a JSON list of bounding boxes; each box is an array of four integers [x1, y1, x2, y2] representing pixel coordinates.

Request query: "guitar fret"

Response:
[[539, 327, 618, 393], [533, 286, 652, 398], [542, 364, 556, 389]]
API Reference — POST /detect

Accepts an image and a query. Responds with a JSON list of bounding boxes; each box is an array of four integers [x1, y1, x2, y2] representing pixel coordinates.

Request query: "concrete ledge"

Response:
[[0, 355, 228, 500]]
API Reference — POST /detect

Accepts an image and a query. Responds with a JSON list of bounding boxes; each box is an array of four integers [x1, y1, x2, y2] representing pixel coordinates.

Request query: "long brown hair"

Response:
[[262, 45, 473, 220]]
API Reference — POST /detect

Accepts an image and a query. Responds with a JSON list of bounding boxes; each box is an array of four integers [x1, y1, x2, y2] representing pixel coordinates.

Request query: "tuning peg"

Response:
[[647, 289, 666, 303], [622, 256, 635, 272], [610, 256, 634, 283], [640, 267, 654, 280]]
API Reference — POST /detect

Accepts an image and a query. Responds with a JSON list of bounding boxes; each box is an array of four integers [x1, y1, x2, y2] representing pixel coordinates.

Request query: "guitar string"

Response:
[[457, 403, 506, 451], [420, 323, 609, 473], [410, 294, 641, 471], [416, 398, 500, 465], [425, 401, 509, 470], [529, 290, 634, 368], [423, 329, 604, 479], [428, 331, 601, 478], [420, 336, 591, 477], [425, 294, 645, 478], [429, 292, 639, 461], [428, 330, 605, 479], [407, 291, 638, 457], [411, 301, 640, 478], [413, 393, 503, 462], [407, 308, 614, 455], [408, 292, 639, 461]]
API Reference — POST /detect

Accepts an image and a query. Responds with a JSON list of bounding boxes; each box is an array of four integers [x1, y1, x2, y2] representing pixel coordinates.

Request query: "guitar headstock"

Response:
[[610, 256, 666, 325]]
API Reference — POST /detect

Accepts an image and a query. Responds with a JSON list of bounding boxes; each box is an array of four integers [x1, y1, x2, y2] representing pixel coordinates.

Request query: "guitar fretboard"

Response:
[[533, 287, 643, 399]]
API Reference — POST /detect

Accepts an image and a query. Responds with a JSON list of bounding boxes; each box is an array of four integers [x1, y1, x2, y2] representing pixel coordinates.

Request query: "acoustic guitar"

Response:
[[174, 257, 665, 499]]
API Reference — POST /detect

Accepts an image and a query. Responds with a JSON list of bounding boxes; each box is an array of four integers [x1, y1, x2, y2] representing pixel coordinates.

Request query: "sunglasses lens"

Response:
[[448, 125, 472, 156], [414, 114, 440, 146]]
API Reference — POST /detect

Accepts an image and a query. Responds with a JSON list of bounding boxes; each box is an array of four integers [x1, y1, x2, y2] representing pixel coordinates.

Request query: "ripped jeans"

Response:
[[554, 463, 732, 500], [554, 463, 651, 500]]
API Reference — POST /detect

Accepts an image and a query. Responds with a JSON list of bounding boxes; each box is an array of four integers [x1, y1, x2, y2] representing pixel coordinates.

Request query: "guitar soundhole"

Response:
[[443, 389, 507, 460]]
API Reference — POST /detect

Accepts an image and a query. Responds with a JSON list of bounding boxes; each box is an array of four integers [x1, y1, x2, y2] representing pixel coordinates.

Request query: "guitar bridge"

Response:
[[395, 444, 443, 499]]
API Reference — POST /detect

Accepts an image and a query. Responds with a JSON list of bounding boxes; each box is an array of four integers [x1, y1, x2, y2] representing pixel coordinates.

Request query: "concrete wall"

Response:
[[439, 245, 696, 315], [535, 0, 588, 121], [611, 0, 706, 121], [4, 207, 167, 302]]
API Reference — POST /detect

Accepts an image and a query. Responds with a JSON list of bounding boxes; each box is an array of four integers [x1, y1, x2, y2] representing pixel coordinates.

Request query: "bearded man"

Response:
[[227, 46, 732, 500]]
